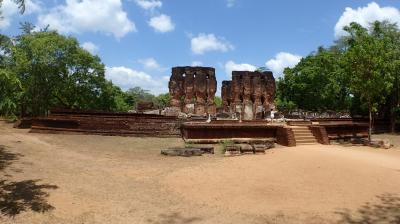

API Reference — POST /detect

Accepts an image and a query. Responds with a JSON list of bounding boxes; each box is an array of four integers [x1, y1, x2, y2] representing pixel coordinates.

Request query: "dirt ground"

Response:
[[0, 121, 400, 224]]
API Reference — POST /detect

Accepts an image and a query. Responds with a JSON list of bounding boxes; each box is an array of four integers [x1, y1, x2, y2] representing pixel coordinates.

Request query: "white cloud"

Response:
[[191, 33, 234, 55], [0, 0, 42, 29], [106, 66, 167, 94], [148, 14, 175, 33], [138, 57, 161, 70], [265, 52, 302, 77], [227, 0, 235, 8], [224, 60, 257, 77], [191, 61, 203, 66], [134, 0, 162, 11], [81, 42, 99, 54], [335, 2, 400, 38], [37, 0, 135, 39]]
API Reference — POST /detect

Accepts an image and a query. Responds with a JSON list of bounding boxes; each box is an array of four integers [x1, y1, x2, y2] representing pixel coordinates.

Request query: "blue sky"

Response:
[[1, 0, 400, 95]]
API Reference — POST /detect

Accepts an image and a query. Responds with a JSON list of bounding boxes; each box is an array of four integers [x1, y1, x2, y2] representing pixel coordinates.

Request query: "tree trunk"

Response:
[[390, 106, 396, 133], [369, 106, 372, 142]]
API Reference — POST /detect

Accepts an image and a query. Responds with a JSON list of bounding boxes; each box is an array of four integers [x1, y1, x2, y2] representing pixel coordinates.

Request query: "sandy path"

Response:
[[164, 145, 400, 222], [1, 121, 400, 223]]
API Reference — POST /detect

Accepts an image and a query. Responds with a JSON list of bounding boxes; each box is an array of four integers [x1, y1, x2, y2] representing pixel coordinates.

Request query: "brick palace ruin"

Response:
[[23, 65, 371, 147], [221, 71, 276, 120], [168, 67, 276, 120], [169, 66, 217, 115]]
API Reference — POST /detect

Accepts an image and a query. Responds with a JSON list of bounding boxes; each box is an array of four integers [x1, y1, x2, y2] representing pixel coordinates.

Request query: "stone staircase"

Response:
[[291, 126, 319, 145]]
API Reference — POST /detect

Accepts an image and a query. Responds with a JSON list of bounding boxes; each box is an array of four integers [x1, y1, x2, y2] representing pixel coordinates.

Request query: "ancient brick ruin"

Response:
[[221, 71, 276, 120], [169, 66, 217, 115]]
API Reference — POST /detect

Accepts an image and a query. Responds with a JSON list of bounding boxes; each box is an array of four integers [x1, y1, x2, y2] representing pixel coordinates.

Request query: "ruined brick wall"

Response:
[[168, 66, 217, 115], [30, 110, 182, 137], [222, 71, 276, 120], [309, 125, 330, 144], [276, 126, 296, 147], [221, 81, 232, 112]]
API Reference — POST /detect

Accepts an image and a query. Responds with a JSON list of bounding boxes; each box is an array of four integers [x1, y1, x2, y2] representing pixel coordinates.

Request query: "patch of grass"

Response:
[[184, 143, 194, 148], [219, 140, 235, 154]]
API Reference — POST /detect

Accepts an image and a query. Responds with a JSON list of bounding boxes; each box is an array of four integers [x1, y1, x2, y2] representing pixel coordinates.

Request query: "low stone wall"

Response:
[[309, 125, 329, 145], [323, 123, 369, 140], [276, 126, 296, 147], [30, 110, 182, 137], [181, 121, 277, 140]]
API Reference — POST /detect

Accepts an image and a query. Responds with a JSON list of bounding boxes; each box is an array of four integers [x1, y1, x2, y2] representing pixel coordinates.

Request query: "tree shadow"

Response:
[[0, 145, 22, 171], [147, 212, 202, 224], [0, 179, 58, 217], [336, 193, 400, 224], [0, 145, 58, 217]]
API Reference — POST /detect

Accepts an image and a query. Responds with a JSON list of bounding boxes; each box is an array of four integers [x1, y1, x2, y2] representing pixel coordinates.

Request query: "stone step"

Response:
[[295, 136, 317, 140], [291, 128, 310, 131], [293, 131, 313, 135], [297, 143, 318, 146], [290, 126, 308, 129], [292, 129, 312, 133], [296, 139, 318, 144]]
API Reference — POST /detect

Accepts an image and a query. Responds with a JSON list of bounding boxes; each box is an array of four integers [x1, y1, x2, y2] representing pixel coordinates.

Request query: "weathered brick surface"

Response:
[[276, 126, 296, 147], [309, 125, 329, 144], [30, 110, 182, 137], [221, 71, 275, 120], [169, 66, 217, 115], [182, 121, 277, 140]]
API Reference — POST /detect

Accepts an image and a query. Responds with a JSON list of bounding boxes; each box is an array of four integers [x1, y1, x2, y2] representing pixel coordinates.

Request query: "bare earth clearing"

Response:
[[0, 121, 400, 224]]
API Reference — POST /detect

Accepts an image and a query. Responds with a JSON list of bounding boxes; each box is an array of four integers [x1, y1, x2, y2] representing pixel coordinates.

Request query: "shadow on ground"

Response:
[[336, 194, 400, 224], [0, 145, 22, 171], [0, 145, 58, 217], [0, 179, 58, 217], [147, 212, 202, 224]]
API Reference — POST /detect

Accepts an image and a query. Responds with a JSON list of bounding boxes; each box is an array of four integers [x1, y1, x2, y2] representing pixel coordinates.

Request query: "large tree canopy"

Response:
[[276, 20, 400, 135], [0, 27, 171, 118], [277, 46, 350, 112], [11, 30, 128, 116]]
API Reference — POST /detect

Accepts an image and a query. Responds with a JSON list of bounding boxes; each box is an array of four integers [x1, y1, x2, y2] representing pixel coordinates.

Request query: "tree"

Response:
[[0, 0, 25, 15], [276, 46, 350, 112], [0, 34, 22, 118], [0, 70, 22, 118], [123, 87, 156, 109], [155, 93, 171, 109], [343, 22, 394, 141], [11, 29, 126, 116], [214, 96, 222, 108]]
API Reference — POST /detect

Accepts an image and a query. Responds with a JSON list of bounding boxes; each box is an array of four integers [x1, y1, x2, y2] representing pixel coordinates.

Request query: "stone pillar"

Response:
[[221, 81, 232, 112], [194, 71, 207, 115], [232, 72, 243, 116], [169, 68, 185, 110], [206, 70, 217, 114], [183, 71, 195, 114], [252, 73, 263, 119], [242, 73, 253, 120]]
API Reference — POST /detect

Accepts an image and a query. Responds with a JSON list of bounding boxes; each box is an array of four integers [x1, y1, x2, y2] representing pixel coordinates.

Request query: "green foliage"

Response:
[[11, 30, 122, 116], [0, 0, 25, 17], [155, 93, 171, 108], [122, 87, 171, 110], [343, 22, 394, 110], [219, 139, 234, 154], [277, 46, 351, 112], [0, 26, 151, 117], [0, 70, 22, 118], [214, 96, 222, 107]]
